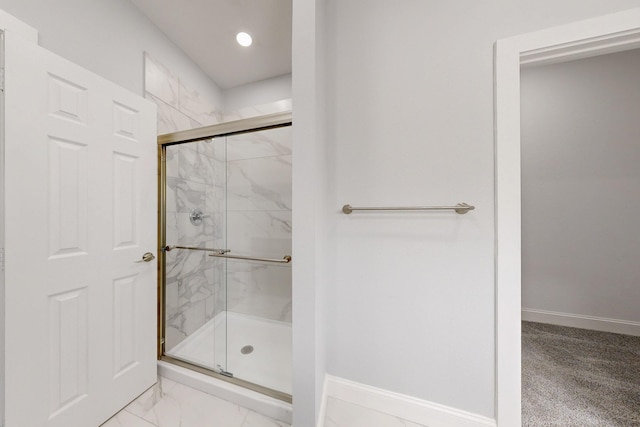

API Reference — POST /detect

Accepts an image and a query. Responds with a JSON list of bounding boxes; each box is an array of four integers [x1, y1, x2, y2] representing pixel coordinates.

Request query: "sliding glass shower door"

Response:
[[159, 117, 292, 400], [163, 136, 230, 376]]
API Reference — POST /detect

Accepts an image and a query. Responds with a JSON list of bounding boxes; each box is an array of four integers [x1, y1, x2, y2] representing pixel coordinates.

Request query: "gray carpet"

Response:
[[522, 321, 640, 426]]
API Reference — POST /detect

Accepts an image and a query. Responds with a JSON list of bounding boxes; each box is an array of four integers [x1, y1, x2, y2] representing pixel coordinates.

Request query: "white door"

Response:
[[2, 31, 157, 427]]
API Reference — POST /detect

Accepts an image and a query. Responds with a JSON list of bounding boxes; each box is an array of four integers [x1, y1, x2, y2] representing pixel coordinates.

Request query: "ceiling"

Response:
[[129, 0, 292, 89]]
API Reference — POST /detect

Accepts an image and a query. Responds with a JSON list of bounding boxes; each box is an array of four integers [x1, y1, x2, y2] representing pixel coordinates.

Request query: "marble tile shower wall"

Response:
[[164, 141, 227, 349], [144, 53, 292, 133], [226, 127, 292, 323], [144, 53, 222, 134], [145, 53, 226, 350], [144, 53, 293, 351]]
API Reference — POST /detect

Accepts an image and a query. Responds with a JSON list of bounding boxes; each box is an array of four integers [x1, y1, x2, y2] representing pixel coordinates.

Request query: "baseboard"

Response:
[[320, 375, 496, 427], [522, 308, 640, 336]]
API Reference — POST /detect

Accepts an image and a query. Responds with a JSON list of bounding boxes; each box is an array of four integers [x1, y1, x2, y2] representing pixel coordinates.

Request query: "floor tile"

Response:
[[324, 397, 427, 427], [142, 382, 249, 427], [241, 410, 290, 427], [125, 377, 178, 418], [101, 410, 158, 427]]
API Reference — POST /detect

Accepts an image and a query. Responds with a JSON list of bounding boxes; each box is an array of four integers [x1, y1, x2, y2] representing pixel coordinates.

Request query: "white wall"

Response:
[[315, 0, 640, 420], [0, 0, 223, 107], [223, 74, 292, 111], [521, 49, 640, 323]]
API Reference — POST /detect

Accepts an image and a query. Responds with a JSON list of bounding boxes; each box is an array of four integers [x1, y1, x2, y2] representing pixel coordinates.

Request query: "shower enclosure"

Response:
[[158, 113, 292, 401]]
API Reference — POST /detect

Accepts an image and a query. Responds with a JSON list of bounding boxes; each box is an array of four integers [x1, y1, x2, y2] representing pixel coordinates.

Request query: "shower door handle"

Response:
[[134, 252, 155, 263]]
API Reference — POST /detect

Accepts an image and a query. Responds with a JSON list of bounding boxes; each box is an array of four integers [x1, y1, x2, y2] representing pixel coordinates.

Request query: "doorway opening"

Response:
[[495, 8, 640, 426], [519, 48, 640, 424]]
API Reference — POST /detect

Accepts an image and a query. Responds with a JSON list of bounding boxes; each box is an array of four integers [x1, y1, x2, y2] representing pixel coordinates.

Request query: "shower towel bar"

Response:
[[342, 203, 475, 215], [208, 253, 292, 264], [163, 245, 231, 253], [162, 245, 291, 264]]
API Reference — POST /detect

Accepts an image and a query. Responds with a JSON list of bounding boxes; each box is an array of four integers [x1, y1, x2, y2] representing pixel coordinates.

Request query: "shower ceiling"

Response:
[[129, 0, 292, 89]]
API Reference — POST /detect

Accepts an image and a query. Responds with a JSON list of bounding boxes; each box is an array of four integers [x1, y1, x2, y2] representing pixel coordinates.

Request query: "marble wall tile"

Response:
[[205, 294, 216, 320], [227, 262, 291, 322], [206, 181, 227, 216], [204, 211, 226, 243], [176, 213, 213, 245], [181, 299, 206, 337], [165, 146, 179, 177], [179, 82, 222, 126], [165, 243, 228, 351], [146, 93, 194, 135], [165, 248, 206, 283], [178, 272, 213, 307], [226, 127, 292, 161], [324, 397, 429, 427], [166, 270, 214, 341], [165, 212, 179, 244], [227, 155, 292, 211], [212, 136, 227, 162], [145, 53, 222, 135], [223, 99, 292, 122], [177, 140, 221, 184], [165, 281, 179, 314], [226, 211, 292, 258], [144, 53, 179, 108], [172, 178, 206, 213], [164, 278, 186, 350]]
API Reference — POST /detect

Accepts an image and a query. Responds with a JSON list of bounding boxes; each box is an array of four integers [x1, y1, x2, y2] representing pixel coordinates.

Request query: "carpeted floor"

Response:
[[522, 321, 640, 426]]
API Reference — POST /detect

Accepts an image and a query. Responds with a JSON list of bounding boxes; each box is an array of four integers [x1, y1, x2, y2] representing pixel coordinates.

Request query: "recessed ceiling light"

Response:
[[236, 32, 252, 47]]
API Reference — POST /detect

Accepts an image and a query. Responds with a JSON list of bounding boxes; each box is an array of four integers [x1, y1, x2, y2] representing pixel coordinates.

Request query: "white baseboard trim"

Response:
[[522, 308, 640, 336], [321, 375, 496, 427]]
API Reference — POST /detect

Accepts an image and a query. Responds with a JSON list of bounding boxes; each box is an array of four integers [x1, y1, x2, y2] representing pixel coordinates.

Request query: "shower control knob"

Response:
[[134, 252, 156, 263], [189, 208, 210, 226]]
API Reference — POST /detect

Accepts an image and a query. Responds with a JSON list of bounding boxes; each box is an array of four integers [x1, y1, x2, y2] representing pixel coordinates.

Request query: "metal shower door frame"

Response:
[[157, 111, 292, 403]]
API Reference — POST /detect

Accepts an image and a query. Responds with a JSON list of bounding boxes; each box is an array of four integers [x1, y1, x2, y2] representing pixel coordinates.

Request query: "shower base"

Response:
[[166, 311, 292, 396]]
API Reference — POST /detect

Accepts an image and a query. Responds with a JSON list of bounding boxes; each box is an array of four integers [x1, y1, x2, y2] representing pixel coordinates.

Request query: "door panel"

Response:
[[3, 32, 157, 427]]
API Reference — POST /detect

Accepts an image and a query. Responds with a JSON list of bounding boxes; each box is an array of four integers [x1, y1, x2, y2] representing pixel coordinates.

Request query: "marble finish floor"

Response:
[[101, 376, 289, 427], [522, 321, 640, 426]]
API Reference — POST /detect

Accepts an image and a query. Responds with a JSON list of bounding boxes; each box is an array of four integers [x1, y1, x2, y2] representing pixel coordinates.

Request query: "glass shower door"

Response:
[[162, 137, 229, 376], [223, 126, 292, 395], [160, 118, 292, 400]]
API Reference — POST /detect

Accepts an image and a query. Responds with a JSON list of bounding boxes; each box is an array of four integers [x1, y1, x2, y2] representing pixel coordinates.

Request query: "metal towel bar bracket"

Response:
[[208, 253, 292, 264], [163, 245, 230, 253], [342, 203, 475, 215]]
